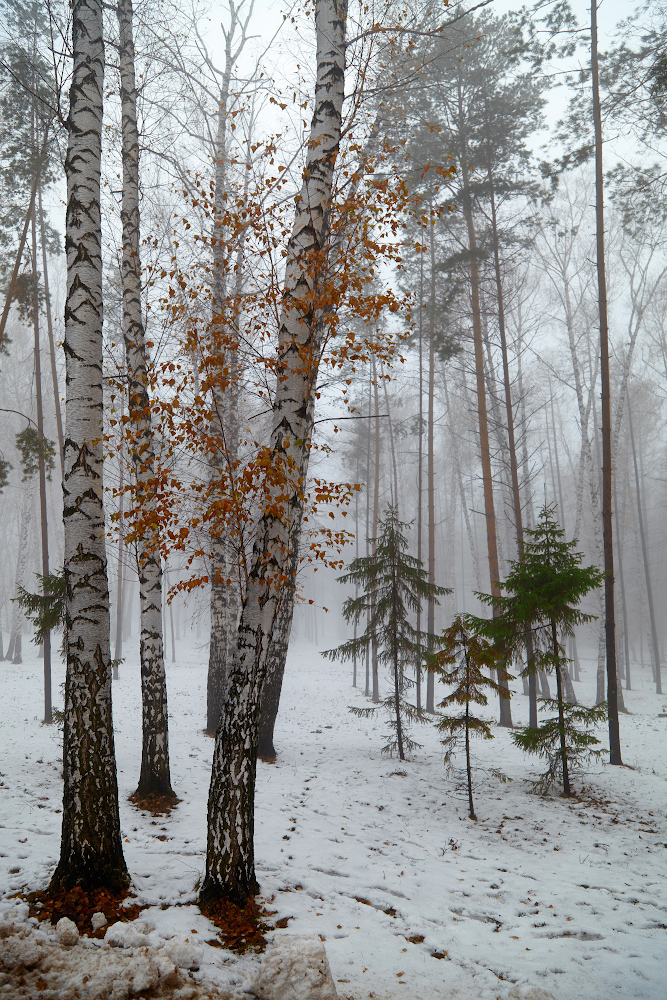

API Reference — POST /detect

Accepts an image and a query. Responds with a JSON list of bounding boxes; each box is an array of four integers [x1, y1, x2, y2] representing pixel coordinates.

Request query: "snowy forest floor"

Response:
[[1, 637, 666, 999]]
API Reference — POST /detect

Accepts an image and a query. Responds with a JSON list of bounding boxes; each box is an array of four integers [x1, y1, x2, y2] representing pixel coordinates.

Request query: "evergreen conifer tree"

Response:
[[324, 506, 450, 760], [479, 506, 606, 796], [429, 616, 504, 820]]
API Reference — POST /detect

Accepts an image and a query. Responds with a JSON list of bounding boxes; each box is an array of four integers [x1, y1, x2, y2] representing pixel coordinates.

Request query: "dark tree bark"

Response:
[[31, 203, 52, 724], [591, 0, 622, 762], [460, 156, 511, 727], [628, 397, 661, 693]]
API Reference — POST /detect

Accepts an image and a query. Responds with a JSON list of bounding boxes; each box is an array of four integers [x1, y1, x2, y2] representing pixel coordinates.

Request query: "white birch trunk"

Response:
[[202, 0, 347, 904], [117, 0, 172, 798], [52, 0, 127, 890], [207, 6, 243, 733]]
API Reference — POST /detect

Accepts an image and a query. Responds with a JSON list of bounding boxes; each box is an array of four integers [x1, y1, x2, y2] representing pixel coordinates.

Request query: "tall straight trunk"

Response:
[[352, 482, 358, 687], [591, 0, 622, 762], [628, 398, 661, 693], [465, 695, 475, 820], [391, 549, 404, 761], [426, 220, 436, 713], [617, 475, 631, 690], [206, 4, 248, 733], [461, 162, 511, 727], [117, 0, 172, 797], [31, 207, 52, 723], [202, 0, 347, 905], [0, 127, 48, 352], [488, 169, 535, 727], [371, 355, 381, 703], [382, 375, 399, 508], [364, 376, 371, 696], [52, 0, 127, 891], [415, 251, 424, 710], [114, 399, 125, 667], [38, 186, 64, 480], [552, 618, 571, 797], [8, 488, 33, 663]]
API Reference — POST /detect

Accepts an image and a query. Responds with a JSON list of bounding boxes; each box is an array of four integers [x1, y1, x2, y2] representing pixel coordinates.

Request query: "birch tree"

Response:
[[117, 0, 173, 800], [51, 0, 127, 891], [201, 0, 348, 906]]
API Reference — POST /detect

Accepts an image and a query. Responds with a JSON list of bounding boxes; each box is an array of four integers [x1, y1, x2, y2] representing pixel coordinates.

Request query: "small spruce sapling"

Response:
[[324, 505, 450, 759], [494, 505, 606, 796], [430, 616, 504, 820]]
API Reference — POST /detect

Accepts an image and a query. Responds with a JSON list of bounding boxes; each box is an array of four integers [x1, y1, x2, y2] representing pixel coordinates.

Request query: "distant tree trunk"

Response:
[[628, 398, 661, 693], [257, 570, 296, 761], [8, 488, 33, 663], [117, 0, 172, 798], [202, 0, 347, 906], [552, 618, 571, 797], [591, 0, 622, 761], [38, 185, 64, 480], [460, 159, 511, 727], [426, 220, 436, 713], [371, 354, 381, 704], [364, 377, 371, 697], [616, 472, 631, 690], [391, 546, 405, 761], [51, 0, 127, 891], [415, 251, 424, 711], [206, 2, 246, 735], [114, 399, 125, 669], [31, 204, 52, 723], [488, 169, 536, 727]]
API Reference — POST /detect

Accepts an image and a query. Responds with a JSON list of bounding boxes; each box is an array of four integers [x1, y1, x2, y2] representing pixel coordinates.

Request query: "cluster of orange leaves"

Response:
[[107, 132, 418, 601]]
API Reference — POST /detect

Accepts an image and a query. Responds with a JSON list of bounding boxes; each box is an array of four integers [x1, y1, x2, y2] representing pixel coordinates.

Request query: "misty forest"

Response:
[[0, 0, 665, 997]]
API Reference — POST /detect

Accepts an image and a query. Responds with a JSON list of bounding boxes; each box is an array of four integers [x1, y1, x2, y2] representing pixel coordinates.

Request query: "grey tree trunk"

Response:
[[202, 0, 347, 905], [591, 0, 622, 761], [117, 0, 172, 798], [52, 0, 127, 891], [7, 488, 33, 664], [31, 205, 52, 723]]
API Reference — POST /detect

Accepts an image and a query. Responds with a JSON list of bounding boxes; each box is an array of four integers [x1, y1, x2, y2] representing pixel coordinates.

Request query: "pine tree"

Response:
[[324, 506, 450, 760], [482, 506, 606, 796], [429, 616, 504, 820]]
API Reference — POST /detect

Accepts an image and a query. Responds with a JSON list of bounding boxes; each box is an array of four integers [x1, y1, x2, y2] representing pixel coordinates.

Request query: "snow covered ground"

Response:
[[1, 636, 666, 999]]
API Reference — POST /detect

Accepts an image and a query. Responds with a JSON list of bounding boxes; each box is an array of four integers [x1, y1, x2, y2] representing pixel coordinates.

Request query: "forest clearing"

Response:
[[1, 640, 665, 999]]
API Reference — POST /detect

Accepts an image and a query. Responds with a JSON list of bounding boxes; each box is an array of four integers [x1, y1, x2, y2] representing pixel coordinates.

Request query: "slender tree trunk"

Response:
[[426, 220, 436, 713], [202, 0, 347, 905], [52, 0, 127, 891], [628, 398, 661, 693], [415, 249, 424, 710], [461, 160, 511, 727], [8, 488, 33, 663], [117, 0, 172, 797], [114, 400, 125, 669], [591, 0, 622, 762], [371, 355, 381, 703], [31, 207, 52, 723], [38, 186, 64, 480], [488, 170, 535, 727], [552, 618, 571, 797], [465, 693, 475, 820], [364, 377, 371, 697], [391, 551, 404, 761], [207, 9, 239, 735], [0, 128, 48, 352]]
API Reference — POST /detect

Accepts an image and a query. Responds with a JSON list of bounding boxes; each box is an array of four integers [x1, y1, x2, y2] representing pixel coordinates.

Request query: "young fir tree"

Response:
[[324, 506, 450, 760], [429, 616, 504, 820], [485, 506, 606, 796]]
